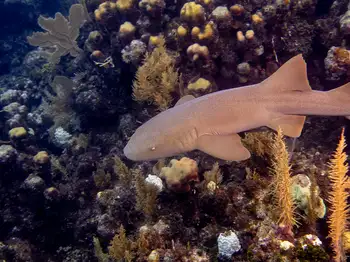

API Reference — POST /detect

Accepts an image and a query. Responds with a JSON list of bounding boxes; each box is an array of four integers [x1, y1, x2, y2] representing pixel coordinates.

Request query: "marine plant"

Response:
[[93, 237, 109, 262], [327, 128, 350, 262], [44, 76, 75, 131], [242, 131, 274, 159], [108, 225, 134, 261], [270, 127, 296, 232], [93, 169, 112, 190], [112, 155, 133, 186], [134, 169, 158, 219], [202, 162, 222, 193], [132, 37, 179, 111], [104, 223, 165, 261]]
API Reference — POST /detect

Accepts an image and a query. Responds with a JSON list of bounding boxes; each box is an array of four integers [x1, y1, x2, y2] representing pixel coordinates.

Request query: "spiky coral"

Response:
[[108, 225, 134, 261], [270, 127, 296, 231], [242, 131, 274, 158], [327, 128, 350, 262], [132, 37, 179, 110]]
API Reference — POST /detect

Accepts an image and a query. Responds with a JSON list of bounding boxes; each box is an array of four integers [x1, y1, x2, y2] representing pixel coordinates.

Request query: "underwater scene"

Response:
[[1, 0, 350, 261]]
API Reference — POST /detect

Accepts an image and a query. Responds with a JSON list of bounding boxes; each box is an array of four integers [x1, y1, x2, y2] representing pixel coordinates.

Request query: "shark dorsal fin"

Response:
[[262, 54, 311, 93], [262, 54, 311, 137], [174, 95, 195, 107]]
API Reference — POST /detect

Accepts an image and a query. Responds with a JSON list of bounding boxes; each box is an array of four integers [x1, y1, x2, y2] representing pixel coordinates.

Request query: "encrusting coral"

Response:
[[160, 157, 199, 192], [180, 2, 205, 23], [186, 77, 214, 97], [327, 128, 350, 262]]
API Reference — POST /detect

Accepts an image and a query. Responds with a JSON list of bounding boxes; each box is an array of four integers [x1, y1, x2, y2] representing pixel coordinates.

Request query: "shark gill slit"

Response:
[[177, 127, 199, 152]]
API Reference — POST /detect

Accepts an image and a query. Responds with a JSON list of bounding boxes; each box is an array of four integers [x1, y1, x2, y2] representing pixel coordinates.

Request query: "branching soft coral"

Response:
[[132, 37, 179, 110], [327, 128, 350, 262], [270, 127, 296, 231]]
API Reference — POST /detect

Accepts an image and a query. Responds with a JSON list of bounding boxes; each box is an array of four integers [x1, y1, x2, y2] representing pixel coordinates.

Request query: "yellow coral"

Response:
[[139, 0, 165, 12], [252, 13, 264, 24], [327, 128, 350, 262], [198, 0, 211, 5], [149, 35, 162, 46], [160, 157, 199, 192], [230, 4, 244, 16], [236, 31, 245, 42], [177, 26, 188, 37], [133, 37, 179, 110], [148, 250, 160, 261], [116, 0, 133, 11], [188, 78, 211, 91], [245, 30, 255, 40], [119, 22, 136, 38], [33, 151, 50, 164], [9, 127, 27, 139], [94, 9, 102, 21], [95, 2, 118, 22], [343, 232, 350, 252], [191, 22, 214, 40], [187, 43, 209, 61], [180, 2, 205, 22]]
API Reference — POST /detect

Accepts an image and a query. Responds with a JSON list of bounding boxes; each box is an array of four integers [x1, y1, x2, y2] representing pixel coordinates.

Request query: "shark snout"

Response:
[[123, 142, 137, 161]]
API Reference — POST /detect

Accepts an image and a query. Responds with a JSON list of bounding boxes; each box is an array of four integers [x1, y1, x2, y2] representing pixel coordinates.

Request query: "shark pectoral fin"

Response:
[[196, 134, 251, 161], [174, 95, 195, 107], [267, 115, 305, 138]]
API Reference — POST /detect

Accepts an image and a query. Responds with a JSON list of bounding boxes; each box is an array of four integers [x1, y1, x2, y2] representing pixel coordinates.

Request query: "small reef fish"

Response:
[[124, 54, 350, 161]]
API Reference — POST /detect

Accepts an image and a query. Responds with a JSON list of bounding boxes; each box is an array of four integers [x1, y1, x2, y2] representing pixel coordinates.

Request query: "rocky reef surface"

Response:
[[0, 0, 350, 261]]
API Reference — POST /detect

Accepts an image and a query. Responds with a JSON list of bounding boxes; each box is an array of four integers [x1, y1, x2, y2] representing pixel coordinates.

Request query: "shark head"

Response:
[[123, 119, 184, 161]]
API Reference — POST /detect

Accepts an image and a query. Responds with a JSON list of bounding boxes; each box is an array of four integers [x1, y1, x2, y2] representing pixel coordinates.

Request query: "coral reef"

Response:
[[0, 0, 350, 260]]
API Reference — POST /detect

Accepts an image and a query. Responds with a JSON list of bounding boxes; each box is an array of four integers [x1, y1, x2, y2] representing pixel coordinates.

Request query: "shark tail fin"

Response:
[[327, 82, 350, 120], [262, 54, 312, 93], [263, 54, 311, 137]]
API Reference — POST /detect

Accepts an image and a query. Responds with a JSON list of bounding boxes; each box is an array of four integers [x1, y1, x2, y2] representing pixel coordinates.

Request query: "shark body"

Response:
[[124, 54, 350, 161]]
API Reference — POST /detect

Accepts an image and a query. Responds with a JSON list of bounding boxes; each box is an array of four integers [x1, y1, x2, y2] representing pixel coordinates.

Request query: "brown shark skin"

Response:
[[124, 54, 350, 161]]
